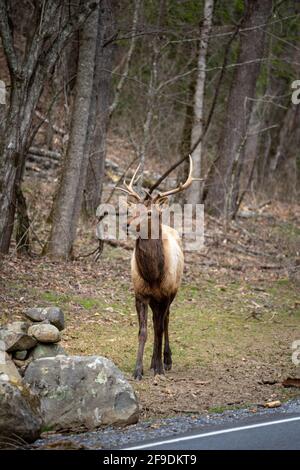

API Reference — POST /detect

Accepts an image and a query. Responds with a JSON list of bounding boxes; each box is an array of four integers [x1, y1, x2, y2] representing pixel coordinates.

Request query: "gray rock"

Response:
[[30, 343, 67, 360], [5, 321, 30, 334], [45, 307, 65, 331], [24, 307, 47, 322], [0, 329, 37, 352], [14, 350, 28, 360], [25, 307, 65, 331], [0, 352, 22, 384], [24, 356, 139, 431], [28, 324, 60, 343], [0, 378, 42, 447]]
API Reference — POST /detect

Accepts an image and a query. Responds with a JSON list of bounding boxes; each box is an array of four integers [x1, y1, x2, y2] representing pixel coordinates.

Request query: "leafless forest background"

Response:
[[0, 0, 300, 418], [0, 0, 299, 257]]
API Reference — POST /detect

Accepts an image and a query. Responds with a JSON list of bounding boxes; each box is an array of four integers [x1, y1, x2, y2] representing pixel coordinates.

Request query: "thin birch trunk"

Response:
[[185, 0, 214, 205]]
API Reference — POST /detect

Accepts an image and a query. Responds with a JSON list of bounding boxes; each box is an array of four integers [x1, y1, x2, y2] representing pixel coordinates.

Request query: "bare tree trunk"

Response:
[[255, 73, 288, 190], [241, 99, 260, 185], [268, 35, 300, 201], [108, 0, 141, 118], [138, 43, 158, 185], [46, 6, 99, 259], [269, 102, 300, 201], [15, 185, 30, 254], [0, 0, 100, 254], [83, 0, 116, 217], [257, 30, 300, 194], [179, 70, 197, 164], [204, 0, 272, 218], [0, 86, 25, 252], [241, 28, 275, 197], [185, 0, 214, 205], [136, 0, 166, 190]]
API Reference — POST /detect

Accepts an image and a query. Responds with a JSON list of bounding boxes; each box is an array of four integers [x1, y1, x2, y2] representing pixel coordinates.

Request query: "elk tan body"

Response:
[[131, 225, 184, 301]]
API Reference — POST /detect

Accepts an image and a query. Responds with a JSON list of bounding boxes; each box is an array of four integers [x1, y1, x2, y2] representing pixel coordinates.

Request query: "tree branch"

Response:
[[25, 0, 62, 80], [109, 0, 141, 118], [148, 20, 243, 196], [43, 0, 101, 75], [22, 0, 100, 136]]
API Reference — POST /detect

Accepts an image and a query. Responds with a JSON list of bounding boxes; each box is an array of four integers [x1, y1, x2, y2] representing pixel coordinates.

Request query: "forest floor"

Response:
[[0, 175, 300, 421]]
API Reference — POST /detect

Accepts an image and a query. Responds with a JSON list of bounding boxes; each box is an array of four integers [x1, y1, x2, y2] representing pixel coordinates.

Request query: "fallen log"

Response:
[[28, 146, 61, 160]]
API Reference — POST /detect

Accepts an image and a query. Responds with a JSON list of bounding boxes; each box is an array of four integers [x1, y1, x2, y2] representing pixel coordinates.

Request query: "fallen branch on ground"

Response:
[[28, 146, 61, 160]]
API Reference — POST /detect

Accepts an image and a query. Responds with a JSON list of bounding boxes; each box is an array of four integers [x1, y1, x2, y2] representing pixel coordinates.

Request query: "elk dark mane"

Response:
[[135, 237, 165, 286]]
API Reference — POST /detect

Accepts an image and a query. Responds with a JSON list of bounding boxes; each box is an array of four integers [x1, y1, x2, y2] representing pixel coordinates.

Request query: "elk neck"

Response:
[[135, 216, 165, 286]]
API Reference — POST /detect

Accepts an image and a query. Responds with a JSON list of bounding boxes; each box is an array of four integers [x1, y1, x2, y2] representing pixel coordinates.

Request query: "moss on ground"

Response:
[[1, 212, 299, 418]]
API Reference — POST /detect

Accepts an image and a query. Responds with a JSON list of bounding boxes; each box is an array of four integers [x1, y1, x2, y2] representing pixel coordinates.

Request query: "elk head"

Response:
[[117, 155, 195, 237]]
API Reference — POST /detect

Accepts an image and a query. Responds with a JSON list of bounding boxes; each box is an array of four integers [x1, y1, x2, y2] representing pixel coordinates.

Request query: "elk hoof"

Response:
[[164, 352, 172, 371], [153, 365, 165, 376]]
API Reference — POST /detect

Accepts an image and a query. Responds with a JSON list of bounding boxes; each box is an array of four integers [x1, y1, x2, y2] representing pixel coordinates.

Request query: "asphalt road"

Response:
[[124, 413, 300, 450], [33, 399, 300, 450]]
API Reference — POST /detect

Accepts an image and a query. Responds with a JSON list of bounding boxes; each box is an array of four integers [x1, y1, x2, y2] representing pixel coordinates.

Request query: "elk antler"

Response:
[[117, 163, 142, 202], [153, 155, 198, 203]]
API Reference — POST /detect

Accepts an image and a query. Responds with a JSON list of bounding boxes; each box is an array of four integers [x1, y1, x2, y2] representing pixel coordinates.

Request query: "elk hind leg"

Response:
[[163, 309, 172, 371]]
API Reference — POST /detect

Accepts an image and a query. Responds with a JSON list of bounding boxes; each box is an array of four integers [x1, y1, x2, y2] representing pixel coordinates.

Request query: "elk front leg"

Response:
[[152, 310, 165, 375], [163, 309, 172, 371], [133, 297, 148, 380]]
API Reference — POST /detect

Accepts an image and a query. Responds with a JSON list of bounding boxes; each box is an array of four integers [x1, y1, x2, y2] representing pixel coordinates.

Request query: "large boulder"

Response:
[[25, 307, 65, 331], [28, 324, 60, 344], [29, 343, 66, 360], [24, 356, 139, 431], [0, 378, 42, 447]]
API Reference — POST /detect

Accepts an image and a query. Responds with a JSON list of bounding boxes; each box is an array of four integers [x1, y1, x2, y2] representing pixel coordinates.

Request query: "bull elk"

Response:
[[118, 156, 195, 379]]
